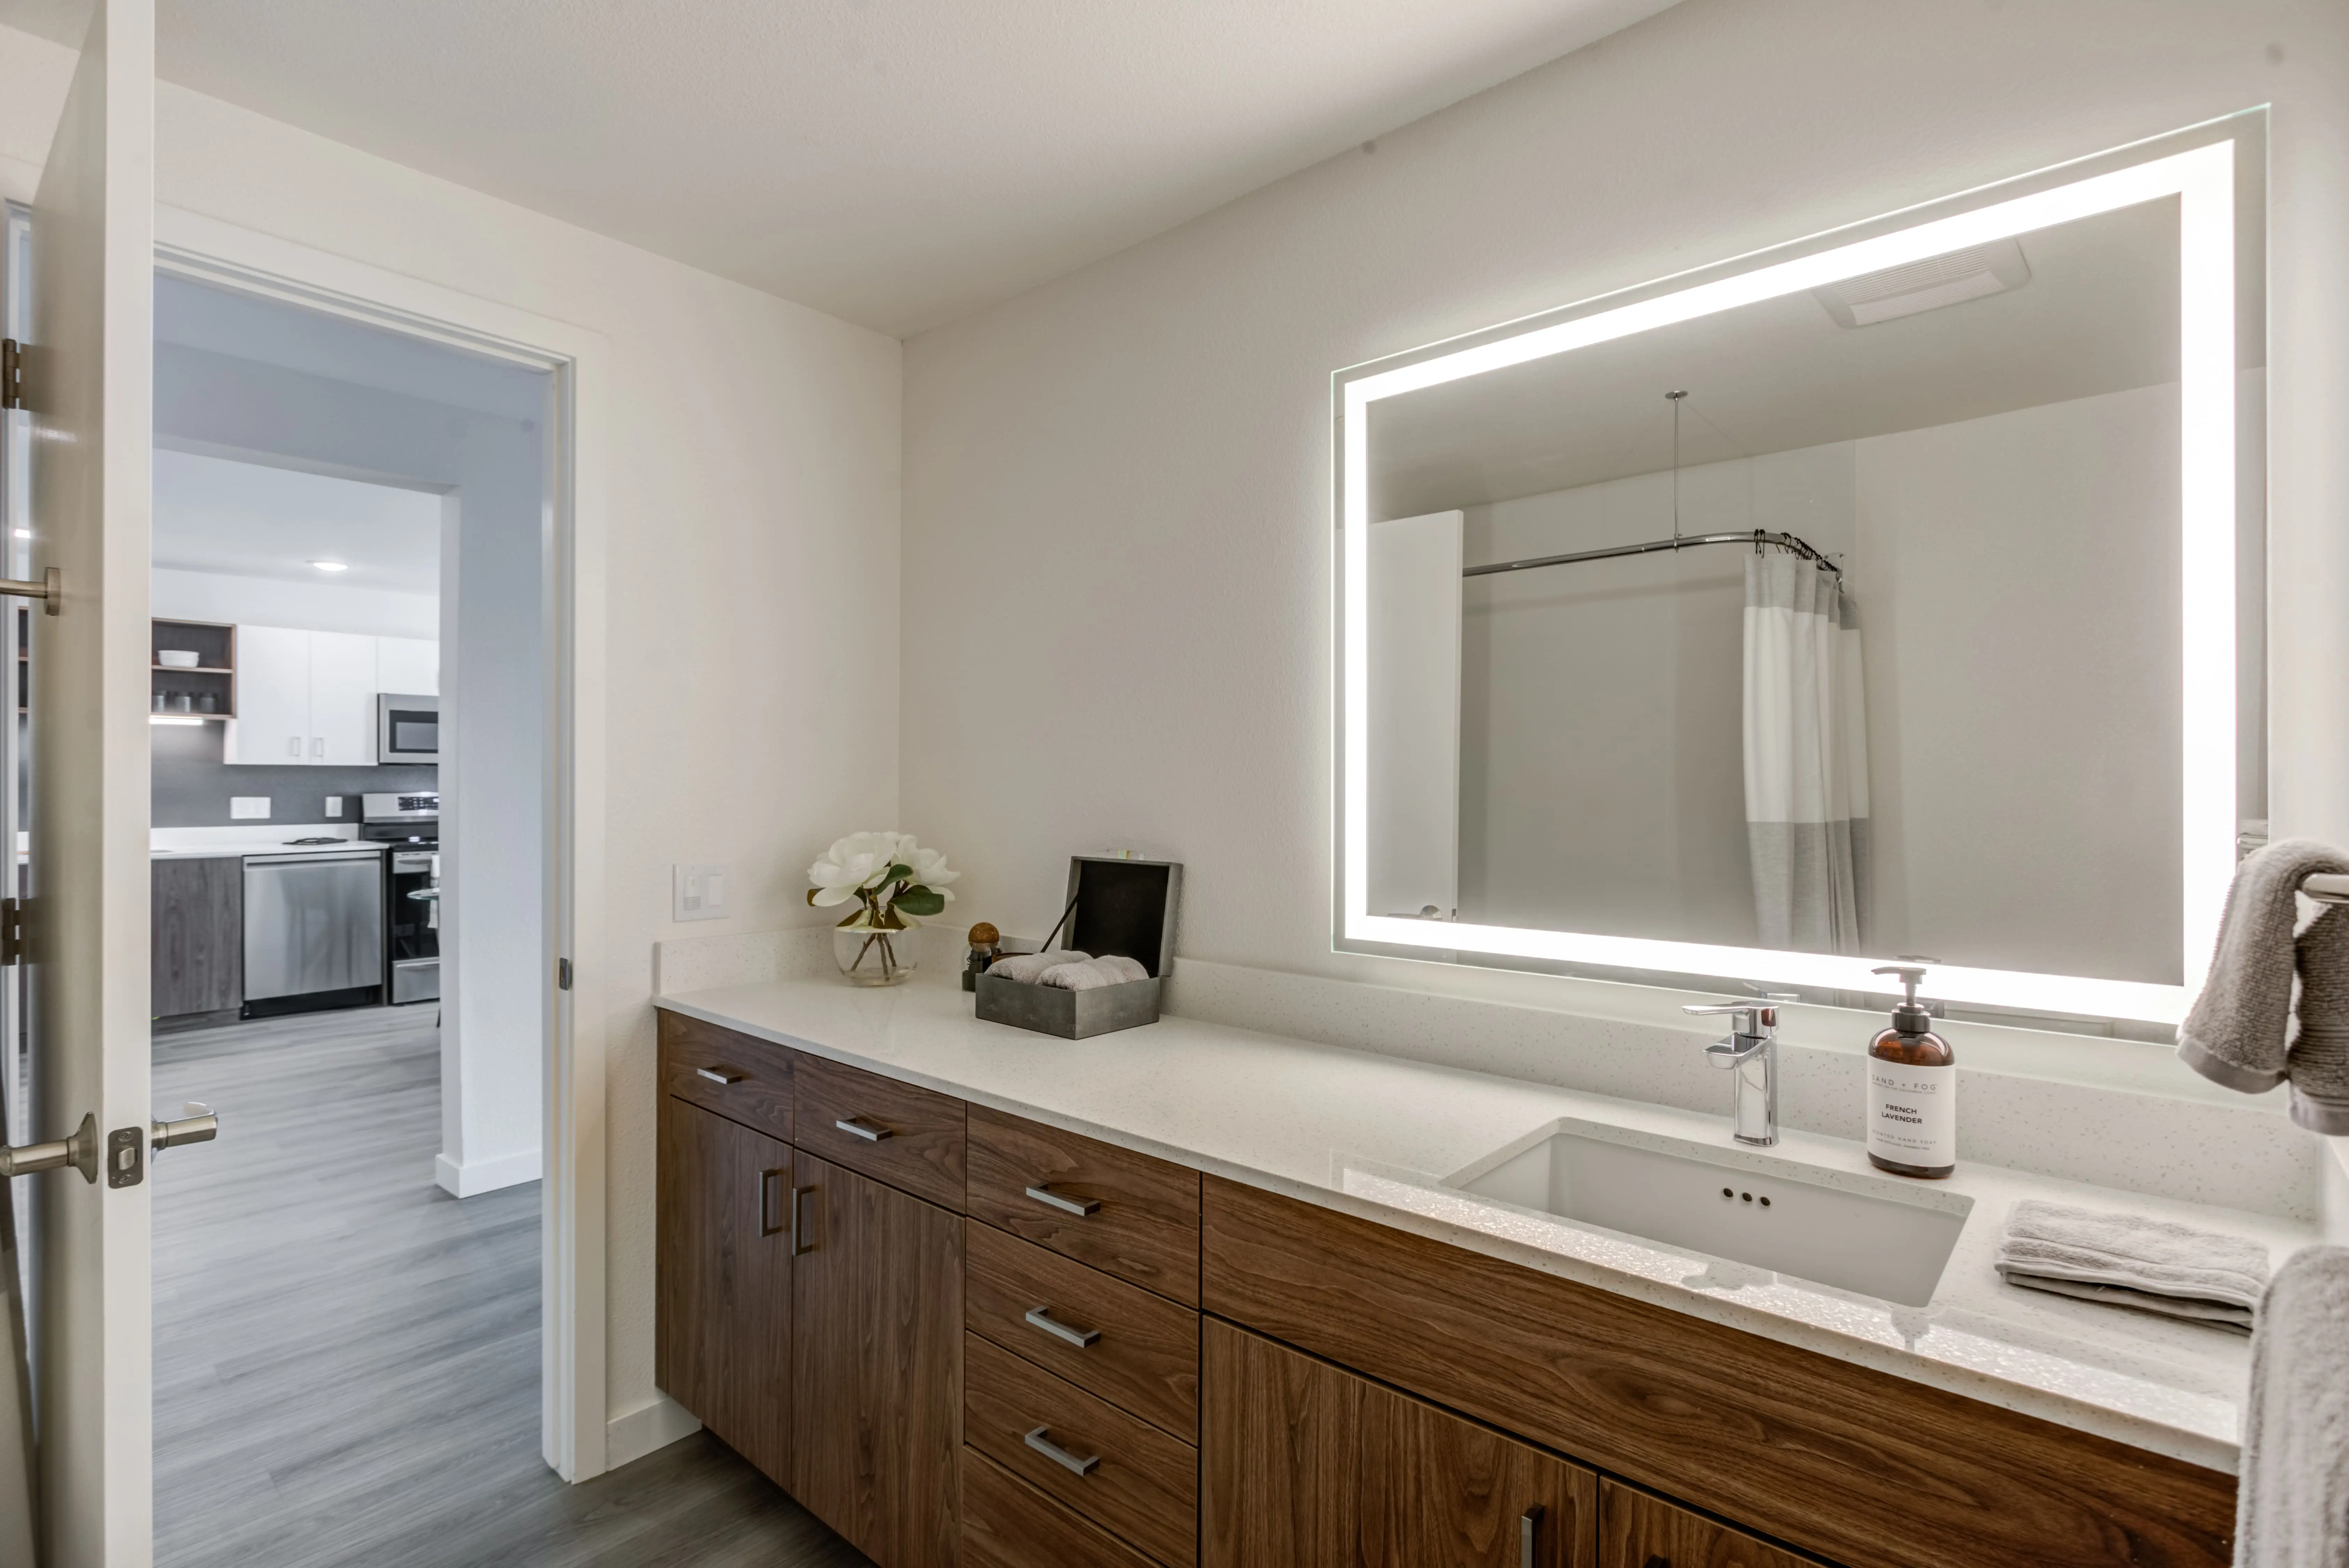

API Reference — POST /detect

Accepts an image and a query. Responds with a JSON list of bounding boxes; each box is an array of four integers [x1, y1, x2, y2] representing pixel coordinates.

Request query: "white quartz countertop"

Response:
[[149, 838, 384, 859], [657, 975, 2317, 1474]]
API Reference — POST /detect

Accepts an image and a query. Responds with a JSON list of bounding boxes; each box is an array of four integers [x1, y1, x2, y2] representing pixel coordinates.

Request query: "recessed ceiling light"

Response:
[[310, 560, 349, 573], [10, 530, 26, 540]]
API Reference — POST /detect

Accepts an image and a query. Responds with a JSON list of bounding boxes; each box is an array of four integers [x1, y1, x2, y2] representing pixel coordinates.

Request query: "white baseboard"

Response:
[[434, 1146, 542, 1198], [605, 1392, 701, 1470]]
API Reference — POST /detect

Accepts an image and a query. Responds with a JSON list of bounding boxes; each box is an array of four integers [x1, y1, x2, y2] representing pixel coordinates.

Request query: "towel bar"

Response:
[[2302, 873, 2349, 905]]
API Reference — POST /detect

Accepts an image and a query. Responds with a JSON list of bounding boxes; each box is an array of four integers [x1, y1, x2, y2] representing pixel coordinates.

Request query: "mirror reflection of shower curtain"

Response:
[[1743, 553, 1869, 952]]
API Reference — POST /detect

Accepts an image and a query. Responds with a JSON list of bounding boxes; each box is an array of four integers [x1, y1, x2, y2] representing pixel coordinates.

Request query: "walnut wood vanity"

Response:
[[655, 1008, 2235, 1568]]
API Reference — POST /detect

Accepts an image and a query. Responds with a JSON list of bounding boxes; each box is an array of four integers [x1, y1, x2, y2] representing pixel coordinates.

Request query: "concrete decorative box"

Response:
[[974, 856, 1182, 1039]]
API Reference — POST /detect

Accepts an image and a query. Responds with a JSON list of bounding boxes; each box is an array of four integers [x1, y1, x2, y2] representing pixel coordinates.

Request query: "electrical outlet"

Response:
[[325, 797, 342, 818], [673, 862, 729, 923], [230, 797, 270, 820]]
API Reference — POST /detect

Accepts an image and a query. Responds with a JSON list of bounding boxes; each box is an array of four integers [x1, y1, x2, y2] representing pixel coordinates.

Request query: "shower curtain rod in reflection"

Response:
[[1462, 528, 1842, 581]]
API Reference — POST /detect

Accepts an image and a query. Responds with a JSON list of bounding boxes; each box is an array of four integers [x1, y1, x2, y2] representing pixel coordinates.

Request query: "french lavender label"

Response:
[[1867, 1061, 1956, 1168]]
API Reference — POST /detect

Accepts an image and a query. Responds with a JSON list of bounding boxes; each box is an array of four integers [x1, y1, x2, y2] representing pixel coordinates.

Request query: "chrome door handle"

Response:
[[759, 1168, 786, 1237], [834, 1116, 892, 1142], [1022, 1426, 1099, 1477], [152, 1102, 218, 1151], [1025, 1183, 1099, 1217], [1520, 1504, 1543, 1568], [791, 1184, 817, 1254], [1023, 1306, 1100, 1349], [695, 1065, 744, 1085], [0, 1111, 96, 1182]]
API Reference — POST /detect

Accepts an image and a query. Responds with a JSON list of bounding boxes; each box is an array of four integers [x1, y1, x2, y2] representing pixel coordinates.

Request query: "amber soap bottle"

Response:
[[1865, 965, 1955, 1178]]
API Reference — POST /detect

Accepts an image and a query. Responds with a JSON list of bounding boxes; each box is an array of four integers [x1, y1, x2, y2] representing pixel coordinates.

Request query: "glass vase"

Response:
[[834, 911, 920, 986]]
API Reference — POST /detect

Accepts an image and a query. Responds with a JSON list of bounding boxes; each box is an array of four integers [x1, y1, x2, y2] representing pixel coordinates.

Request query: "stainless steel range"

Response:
[[362, 792, 439, 1005]]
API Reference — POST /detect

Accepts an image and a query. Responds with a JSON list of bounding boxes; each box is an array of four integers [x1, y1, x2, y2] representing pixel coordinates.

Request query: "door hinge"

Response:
[[2, 897, 28, 966], [557, 957, 572, 991], [1, 339, 24, 411]]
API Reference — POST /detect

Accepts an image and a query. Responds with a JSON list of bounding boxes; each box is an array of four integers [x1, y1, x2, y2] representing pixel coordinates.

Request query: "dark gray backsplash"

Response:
[[150, 720, 437, 827]]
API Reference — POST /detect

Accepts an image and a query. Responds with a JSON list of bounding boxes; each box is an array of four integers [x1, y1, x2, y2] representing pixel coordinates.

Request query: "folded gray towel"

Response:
[[2289, 909, 2349, 1134], [1038, 955, 1150, 990], [2235, 1246, 2349, 1568], [1993, 1199, 2269, 1333], [2180, 840, 2349, 1095], [984, 950, 1089, 984]]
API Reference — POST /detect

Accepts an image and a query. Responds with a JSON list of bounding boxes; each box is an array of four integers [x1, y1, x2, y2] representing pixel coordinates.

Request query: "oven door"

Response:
[[377, 693, 440, 762]]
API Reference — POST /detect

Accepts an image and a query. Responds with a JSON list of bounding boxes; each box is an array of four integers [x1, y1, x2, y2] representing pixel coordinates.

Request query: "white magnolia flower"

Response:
[[903, 842, 958, 901], [806, 831, 902, 907]]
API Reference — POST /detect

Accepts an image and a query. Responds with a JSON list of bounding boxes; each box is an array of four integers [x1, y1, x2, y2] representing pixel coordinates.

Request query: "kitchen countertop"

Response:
[[149, 838, 386, 859], [657, 974, 2318, 1475]]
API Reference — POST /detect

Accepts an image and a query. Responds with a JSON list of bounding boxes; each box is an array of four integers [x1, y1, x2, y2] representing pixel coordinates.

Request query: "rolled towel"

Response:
[[2289, 909, 2349, 1134], [1038, 955, 1151, 990], [1993, 1199, 2269, 1333], [2235, 1245, 2349, 1568], [2179, 840, 2349, 1095], [984, 950, 1088, 984]]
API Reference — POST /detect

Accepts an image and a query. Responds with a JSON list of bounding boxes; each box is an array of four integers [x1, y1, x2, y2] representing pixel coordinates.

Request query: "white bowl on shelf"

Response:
[[156, 650, 201, 669]]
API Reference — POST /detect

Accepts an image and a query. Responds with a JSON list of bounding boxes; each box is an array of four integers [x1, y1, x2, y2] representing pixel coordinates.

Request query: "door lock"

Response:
[[0, 1103, 219, 1188]]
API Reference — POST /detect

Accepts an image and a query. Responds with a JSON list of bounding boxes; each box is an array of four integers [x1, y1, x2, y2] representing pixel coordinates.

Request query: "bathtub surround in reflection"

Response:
[[1743, 552, 1869, 953]]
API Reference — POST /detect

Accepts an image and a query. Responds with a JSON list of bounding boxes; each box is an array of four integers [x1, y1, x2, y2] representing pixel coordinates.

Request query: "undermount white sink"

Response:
[[1448, 1122, 1971, 1307]]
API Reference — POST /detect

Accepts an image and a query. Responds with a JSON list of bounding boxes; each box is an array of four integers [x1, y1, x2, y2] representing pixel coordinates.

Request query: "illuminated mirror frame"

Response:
[[1333, 114, 2263, 1027]]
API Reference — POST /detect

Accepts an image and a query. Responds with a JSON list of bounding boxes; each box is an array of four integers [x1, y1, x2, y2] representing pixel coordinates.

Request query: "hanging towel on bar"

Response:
[[2178, 840, 2349, 1133]]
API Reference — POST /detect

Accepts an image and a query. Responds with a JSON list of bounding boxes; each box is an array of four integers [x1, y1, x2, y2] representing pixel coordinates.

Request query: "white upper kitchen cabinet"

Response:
[[308, 631, 380, 766], [376, 635, 440, 696], [227, 624, 441, 765], [232, 624, 312, 765]]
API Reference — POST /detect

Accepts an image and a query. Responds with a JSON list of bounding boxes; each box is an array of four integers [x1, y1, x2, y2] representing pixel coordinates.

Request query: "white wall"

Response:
[[0, 21, 902, 1459], [901, 0, 2349, 1004], [151, 565, 438, 639]]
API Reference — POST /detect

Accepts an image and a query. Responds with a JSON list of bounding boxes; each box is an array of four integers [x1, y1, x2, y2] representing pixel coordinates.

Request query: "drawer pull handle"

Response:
[[1023, 1425, 1099, 1477], [1521, 1504, 1543, 1568], [791, 1184, 818, 1254], [695, 1065, 744, 1085], [1023, 1306, 1101, 1349], [834, 1116, 893, 1143], [1025, 1183, 1100, 1217]]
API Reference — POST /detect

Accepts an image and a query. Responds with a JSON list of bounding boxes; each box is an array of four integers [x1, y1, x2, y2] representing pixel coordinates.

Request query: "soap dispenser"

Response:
[[1866, 965, 1955, 1178]]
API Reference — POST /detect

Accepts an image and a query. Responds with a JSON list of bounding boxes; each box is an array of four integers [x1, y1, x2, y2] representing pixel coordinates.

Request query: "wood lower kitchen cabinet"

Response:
[[1598, 1482, 1814, 1568], [790, 1151, 965, 1568], [152, 853, 241, 1019], [1201, 1318, 1595, 1568], [655, 1096, 793, 1486]]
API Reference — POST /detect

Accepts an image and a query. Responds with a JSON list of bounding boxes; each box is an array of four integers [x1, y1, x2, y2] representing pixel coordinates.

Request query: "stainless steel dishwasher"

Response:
[[242, 850, 386, 1018]]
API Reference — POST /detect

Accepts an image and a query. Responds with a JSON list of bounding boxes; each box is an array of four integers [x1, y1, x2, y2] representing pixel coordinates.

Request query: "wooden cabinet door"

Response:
[[1202, 1319, 1362, 1568], [791, 1152, 964, 1568], [229, 624, 309, 765], [1599, 1481, 1814, 1568], [1361, 1382, 1596, 1568], [656, 1096, 792, 1486], [152, 855, 241, 1016]]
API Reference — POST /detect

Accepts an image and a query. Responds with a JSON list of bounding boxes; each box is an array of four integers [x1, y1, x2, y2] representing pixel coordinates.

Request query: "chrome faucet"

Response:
[[1684, 1003, 1778, 1147]]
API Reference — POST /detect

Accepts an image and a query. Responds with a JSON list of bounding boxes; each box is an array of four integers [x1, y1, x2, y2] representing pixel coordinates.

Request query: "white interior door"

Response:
[[23, 0, 157, 1561], [306, 630, 377, 767], [227, 624, 308, 766]]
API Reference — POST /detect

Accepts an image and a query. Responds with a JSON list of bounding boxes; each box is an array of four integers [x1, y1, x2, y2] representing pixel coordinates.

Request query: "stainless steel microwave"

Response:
[[377, 694, 440, 763]]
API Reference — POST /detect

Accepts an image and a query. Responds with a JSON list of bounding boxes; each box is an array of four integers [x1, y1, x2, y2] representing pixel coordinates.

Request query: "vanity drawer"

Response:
[[965, 1331, 1198, 1567], [967, 1104, 1201, 1304], [793, 1051, 966, 1210], [963, 1448, 1160, 1568], [967, 1220, 1199, 1440], [657, 1011, 793, 1142]]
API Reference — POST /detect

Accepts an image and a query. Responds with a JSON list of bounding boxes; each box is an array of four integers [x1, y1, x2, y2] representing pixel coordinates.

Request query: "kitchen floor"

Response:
[[152, 1004, 871, 1568]]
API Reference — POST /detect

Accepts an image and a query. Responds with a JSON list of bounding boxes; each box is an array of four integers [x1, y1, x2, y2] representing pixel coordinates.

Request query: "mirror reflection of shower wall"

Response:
[[1362, 190, 2264, 993]]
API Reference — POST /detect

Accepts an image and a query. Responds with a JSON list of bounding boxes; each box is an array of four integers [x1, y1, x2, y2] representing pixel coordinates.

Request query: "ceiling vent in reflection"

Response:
[[1811, 238, 2031, 327]]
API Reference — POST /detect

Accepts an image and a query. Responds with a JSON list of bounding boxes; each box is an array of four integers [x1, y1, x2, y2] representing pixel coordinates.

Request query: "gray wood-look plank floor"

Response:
[[152, 1004, 872, 1568]]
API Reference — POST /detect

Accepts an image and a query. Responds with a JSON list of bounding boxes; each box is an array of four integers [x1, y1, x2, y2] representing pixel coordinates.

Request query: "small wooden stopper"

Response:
[[967, 922, 1000, 947]]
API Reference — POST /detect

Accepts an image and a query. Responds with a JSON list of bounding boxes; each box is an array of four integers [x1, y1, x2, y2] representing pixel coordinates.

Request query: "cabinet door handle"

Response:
[[1025, 1183, 1100, 1217], [1520, 1504, 1543, 1568], [1641, 1556, 1667, 1568], [790, 1184, 818, 1254], [286, 736, 300, 757], [311, 737, 324, 758], [696, 1065, 744, 1085], [1023, 1306, 1101, 1349], [1022, 1426, 1099, 1477], [759, 1168, 786, 1237], [834, 1116, 892, 1142]]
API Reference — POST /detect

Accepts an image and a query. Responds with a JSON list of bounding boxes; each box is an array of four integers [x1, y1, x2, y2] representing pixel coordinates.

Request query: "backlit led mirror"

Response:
[[1334, 114, 2266, 1033]]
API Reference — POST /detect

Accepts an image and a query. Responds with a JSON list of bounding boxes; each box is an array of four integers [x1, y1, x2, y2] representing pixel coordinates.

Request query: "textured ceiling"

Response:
[[0, 0, 1678, 336]]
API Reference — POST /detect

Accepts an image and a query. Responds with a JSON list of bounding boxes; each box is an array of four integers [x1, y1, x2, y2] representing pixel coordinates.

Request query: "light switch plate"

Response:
[[325, 797, 342, 818], [230, 797, 270, 820], [673, 862, 729, 923]]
